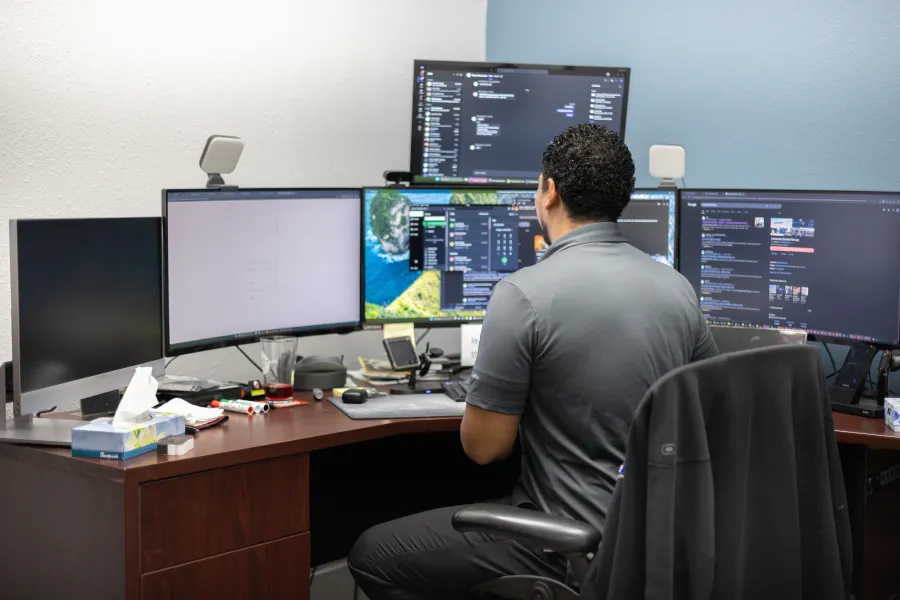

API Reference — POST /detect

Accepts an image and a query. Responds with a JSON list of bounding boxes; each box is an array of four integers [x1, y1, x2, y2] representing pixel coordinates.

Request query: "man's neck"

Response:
[[548, 217, 606, 243]]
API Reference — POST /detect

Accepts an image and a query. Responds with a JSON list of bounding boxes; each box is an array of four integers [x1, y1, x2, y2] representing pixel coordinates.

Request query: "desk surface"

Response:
[[833, 412, 900, 451], [0, 395, 462, 484], [3, 398, 900, 483]]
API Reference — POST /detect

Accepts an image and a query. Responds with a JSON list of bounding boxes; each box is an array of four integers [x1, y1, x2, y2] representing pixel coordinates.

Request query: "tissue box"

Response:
[[885, 398, 900, 432], [71, 414, 186, 460]]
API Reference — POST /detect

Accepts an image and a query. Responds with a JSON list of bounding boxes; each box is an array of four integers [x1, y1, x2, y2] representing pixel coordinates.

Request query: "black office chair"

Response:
[[453, 344, 853, 600], [452, 505, 597, 599]]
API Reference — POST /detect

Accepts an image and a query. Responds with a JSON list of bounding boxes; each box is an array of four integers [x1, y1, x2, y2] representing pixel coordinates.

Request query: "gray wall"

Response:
[[487, 0, 900, 190]]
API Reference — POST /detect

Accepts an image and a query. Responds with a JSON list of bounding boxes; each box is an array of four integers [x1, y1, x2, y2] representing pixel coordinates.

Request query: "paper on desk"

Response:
[[111, 367, 159, 429], [383, 323, 416, 348], [153, 398, 224, 426]]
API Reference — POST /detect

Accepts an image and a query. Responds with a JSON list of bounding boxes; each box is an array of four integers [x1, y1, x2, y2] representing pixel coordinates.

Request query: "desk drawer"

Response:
[[140, 454, 309, 572], [142, 532, 310, 600]]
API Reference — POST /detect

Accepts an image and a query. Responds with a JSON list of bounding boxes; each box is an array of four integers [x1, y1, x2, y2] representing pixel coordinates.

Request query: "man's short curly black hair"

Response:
[[541, 124, 635, 221]]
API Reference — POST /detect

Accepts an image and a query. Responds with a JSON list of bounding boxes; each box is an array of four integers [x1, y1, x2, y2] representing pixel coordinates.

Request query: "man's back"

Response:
[[466, 222, 717, 532]]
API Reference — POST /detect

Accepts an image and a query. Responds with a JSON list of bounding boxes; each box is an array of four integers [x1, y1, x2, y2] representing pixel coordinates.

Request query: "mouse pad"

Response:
[[327, 393, 465, 419]]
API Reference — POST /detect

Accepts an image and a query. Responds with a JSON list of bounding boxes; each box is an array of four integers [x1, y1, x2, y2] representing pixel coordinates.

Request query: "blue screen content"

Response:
[[365, 188, 676, 324]]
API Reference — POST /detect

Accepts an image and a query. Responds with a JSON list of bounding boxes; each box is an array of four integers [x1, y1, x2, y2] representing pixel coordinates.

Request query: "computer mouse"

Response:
[[341, 388, 368, 404]]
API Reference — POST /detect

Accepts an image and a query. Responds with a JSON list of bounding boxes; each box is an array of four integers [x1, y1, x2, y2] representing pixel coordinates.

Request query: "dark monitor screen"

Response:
[[679, 190, 900, 346], [13, 218, 164, 394], [364, 187, 672, 326], [164, 188, 362, 354], [619, 189, 677, 268], [410, 60, 630, 185]]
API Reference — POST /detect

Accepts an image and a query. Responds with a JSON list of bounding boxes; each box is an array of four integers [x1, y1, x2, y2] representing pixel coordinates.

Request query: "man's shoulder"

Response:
[[498, 263, 547, 300]]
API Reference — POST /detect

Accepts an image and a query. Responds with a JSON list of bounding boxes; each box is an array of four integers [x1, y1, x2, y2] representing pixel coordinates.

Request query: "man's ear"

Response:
[[544, 177, 562, 210]]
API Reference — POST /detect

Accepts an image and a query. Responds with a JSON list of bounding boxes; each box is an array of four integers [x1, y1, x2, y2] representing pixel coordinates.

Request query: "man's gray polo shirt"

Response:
[[465, 221, 718, 532]]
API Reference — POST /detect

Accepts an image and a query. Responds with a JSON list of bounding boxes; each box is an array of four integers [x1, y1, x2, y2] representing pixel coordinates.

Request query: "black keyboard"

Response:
[[441, 380, 470, 402]]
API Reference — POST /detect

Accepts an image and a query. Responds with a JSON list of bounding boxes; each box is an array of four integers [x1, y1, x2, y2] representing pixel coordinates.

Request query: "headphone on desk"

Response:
[[877, 350, 900, 375], [876, 350, 900, 403]]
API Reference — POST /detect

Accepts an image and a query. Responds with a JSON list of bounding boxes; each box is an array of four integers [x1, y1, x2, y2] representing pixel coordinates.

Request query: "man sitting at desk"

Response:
[[349, 124, 718, 598]]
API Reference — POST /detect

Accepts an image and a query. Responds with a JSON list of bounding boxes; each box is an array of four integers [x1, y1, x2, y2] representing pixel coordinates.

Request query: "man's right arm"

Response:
[[692, 309, 719, 361]]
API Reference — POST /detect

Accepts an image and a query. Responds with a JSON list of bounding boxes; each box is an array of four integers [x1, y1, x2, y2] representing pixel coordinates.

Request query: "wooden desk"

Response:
[[1, 404, 899, 600], [0, 396, 467, 600], [832, 412, 900, 600]]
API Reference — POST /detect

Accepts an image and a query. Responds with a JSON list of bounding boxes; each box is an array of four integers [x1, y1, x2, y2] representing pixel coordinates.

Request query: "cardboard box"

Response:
[[71, 414, 186, 460]]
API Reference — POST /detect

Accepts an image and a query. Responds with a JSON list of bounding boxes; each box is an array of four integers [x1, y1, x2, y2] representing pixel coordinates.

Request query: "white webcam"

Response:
[[199, 135, 244, 188], [649, 144, 685, 188]]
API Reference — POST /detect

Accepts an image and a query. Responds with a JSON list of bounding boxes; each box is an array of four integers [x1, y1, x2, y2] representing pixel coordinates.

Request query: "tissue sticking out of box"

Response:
[[112, 366, 159, 429]]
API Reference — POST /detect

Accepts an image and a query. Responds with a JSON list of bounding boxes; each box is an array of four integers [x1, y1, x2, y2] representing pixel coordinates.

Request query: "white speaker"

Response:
[[649, 144, 685, 187]]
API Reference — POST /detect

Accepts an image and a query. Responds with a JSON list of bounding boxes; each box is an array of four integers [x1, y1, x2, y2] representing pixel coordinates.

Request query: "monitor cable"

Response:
[[822, 343, 838, 380], [165, 356, 179, 369], [415, 328, 432, 347], [235, 346, 263, 373]]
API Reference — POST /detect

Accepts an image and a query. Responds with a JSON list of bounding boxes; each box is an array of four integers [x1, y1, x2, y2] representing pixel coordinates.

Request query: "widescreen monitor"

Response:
[[10, 218, 165, 420], [411, 60, 630, 185], [364, 187, 674, 325], [679, 189, 900, 346], [164, 188, 362, 354]]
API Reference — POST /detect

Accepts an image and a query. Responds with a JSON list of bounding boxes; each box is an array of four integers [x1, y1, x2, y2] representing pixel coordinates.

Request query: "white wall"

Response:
[[2, 0, 486, 416]]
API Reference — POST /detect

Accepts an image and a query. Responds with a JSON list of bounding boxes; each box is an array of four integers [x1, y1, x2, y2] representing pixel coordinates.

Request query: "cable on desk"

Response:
[[415, 328, 431, 346], [165, 356, 179, 369], [235, 345, 263, 373], [822, 343, 838, 380]]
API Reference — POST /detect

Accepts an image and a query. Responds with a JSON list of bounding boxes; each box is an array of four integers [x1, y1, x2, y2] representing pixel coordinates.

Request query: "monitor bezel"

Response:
[[678, 188, 900, 349], [408, 59, 632, 186], [162, 187, 365, 356], [9, 217, 166, 418]]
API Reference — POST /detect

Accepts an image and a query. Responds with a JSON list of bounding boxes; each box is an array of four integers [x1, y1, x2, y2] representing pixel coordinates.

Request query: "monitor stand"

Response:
[[830, 341, 884, 419], [389, 369, 444, 395], [0, 414, 81, 447]]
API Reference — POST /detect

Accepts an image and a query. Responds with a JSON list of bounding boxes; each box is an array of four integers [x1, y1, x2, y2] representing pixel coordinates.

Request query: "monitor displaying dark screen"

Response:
[[411, 60, 630, 185], [679, 190, 900, 346], [13, 218, 164, 394]]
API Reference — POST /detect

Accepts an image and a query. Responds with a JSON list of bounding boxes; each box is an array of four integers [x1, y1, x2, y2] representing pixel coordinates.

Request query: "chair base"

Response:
[[470, 575, 578, 600]]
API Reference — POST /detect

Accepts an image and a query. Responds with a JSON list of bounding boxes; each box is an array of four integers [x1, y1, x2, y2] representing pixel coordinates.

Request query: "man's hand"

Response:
[[460, 404, 521, 465]]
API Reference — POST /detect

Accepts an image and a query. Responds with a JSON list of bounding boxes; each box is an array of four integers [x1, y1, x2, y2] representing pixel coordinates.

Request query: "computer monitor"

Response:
[[4, 217, 165, 445], [619, 189, 677, 268], [364, 187, 538, 325], [679, 189, 900, 346], [164, 188, 362, 354], [363, 186, 672, 326], [411, 60, 630, 185]]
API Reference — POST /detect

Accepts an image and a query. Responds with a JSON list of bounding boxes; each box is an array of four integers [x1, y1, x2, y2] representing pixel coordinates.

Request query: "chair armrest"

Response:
[[452, 503, 601, 555]]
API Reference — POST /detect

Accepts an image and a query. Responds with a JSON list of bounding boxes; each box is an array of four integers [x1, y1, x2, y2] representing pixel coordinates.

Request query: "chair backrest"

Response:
[[710, 325, 807, 355], [581, 344, 852, 600]]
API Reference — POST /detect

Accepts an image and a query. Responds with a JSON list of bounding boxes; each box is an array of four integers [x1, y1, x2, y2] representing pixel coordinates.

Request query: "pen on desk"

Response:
[[211, 399, 254, 415], [221, 398, 269, 413]]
